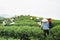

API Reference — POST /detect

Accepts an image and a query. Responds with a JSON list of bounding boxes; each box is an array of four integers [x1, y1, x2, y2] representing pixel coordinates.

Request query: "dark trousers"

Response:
[[49, 22, 52, 28], [43, 30, 49, 37]]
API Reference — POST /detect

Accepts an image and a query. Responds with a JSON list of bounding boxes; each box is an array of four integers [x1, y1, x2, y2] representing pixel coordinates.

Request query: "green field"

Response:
[[0, 16, 60, 40]]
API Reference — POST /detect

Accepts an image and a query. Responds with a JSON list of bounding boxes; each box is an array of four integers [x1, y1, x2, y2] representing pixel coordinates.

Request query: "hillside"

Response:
[[0, 16, 60, 40], [12, 16, 60, 27]]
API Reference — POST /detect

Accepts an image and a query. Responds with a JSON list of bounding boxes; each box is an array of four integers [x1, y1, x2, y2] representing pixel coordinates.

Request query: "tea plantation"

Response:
[[0, 16, 60, 40]]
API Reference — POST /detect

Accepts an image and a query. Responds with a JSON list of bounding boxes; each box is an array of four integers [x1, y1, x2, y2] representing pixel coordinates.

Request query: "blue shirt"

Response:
[[41, 22, 49, 30]]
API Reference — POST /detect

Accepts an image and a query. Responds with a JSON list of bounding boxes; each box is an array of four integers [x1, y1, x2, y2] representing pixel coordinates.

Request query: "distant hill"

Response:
[[0, 17, 4, 20]]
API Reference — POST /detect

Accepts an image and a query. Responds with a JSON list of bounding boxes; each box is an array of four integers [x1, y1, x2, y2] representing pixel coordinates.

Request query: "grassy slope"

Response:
[[0, 16, 60, 40]]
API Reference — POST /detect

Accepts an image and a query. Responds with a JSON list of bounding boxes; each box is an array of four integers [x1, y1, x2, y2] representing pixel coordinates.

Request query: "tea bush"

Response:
[[50, 25, 60, 40], [0, 26, 44, 40], [0, 16, 60, 40]]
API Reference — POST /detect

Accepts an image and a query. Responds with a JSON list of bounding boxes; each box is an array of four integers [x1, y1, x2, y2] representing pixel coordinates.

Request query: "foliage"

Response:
[[0, 26, 44, 40], [0, 16, 60, 40], [50, 25, 60, 40]]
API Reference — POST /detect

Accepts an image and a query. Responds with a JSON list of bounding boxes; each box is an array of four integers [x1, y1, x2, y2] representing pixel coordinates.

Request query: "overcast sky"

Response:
[[0, 0, 60, 20]]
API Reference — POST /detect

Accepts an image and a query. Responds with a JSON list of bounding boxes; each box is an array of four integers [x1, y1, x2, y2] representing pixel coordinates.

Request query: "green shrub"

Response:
[[51, 25, 60, 40], [0, 16, 60, 40], [0, 26, 44, 40]]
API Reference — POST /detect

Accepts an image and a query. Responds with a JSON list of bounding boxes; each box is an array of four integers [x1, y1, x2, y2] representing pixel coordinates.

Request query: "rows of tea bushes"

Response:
[[0, 25, 60, 40], [50, 25, 60, 40], [52, 20, 60, 27], [0, 37, 20, 40], [0, 16, 60, 40], [4, 16, 40, 27], [0, 26, 44, 40]]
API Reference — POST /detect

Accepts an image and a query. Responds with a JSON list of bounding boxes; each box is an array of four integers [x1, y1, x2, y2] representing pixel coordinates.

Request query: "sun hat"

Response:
[[42, 18, 48, 22]]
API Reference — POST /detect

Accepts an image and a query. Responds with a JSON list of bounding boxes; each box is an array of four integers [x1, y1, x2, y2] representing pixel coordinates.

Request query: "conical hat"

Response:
[[42, 18, 48, 22]]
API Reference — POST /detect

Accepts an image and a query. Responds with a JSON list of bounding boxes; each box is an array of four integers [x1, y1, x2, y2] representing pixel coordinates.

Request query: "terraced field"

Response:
[[0, 16, 60, 40]]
